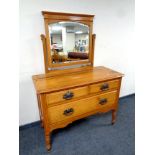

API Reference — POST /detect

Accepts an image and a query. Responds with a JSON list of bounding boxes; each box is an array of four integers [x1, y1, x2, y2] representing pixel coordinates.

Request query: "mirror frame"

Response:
[[41, 11, 95, 72]]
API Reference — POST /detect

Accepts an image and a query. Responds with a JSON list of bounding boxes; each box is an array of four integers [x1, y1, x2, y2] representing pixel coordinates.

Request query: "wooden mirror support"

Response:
[[32, 11, 123, 151], [41, 11, 95, 73]]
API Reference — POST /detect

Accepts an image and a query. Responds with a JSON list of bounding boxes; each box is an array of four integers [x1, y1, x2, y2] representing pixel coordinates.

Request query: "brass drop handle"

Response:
[[100, 83, 109, 91], [99, 98, 107, 105], [63, 91, 74, 100], [63, 108, 74, 116]]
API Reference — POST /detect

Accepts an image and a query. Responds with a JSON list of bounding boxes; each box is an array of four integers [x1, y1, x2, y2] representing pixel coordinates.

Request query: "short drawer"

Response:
[[48, 90, 117, 124], [46, 86, 89, 104], [89, 79, 120, 94]]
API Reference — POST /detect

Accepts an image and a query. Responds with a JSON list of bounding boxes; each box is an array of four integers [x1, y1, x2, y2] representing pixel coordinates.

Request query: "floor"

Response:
[[19, 94, 135, 155]]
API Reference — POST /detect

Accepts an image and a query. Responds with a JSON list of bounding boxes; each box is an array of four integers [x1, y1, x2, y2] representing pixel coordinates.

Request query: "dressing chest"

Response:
[[32, 11, 123, 151]]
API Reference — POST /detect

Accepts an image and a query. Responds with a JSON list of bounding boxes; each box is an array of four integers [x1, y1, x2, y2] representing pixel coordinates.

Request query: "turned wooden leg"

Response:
[[41, 120, 44, 128], [37, 94, 44, 128], [112, 110, 116, 125], [45, 134, 51, 151]]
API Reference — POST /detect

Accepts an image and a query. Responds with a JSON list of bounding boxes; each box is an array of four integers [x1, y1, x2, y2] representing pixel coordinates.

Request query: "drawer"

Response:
[[46, 86, 89, 104], [89, 80, 120, 94], [48, 90, 117, 124]]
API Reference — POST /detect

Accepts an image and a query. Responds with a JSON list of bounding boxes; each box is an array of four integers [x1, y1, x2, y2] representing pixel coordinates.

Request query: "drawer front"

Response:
[[48, 90, 117, 124], [89, 80, 120, 94], [46, 86, 89, 104]]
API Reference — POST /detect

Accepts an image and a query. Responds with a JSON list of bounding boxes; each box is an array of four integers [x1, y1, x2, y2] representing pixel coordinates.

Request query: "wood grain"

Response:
[[32, 11, 124, 151], [89, 79, 120, 93], [41, 11, 94, 71], [48, 90, 117, 124], [32, 66, 123, 93], [46, 86, 88, 104]]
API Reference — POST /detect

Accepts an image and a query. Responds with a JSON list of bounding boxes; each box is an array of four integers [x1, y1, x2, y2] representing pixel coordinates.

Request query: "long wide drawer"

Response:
[[48, 90, 117, 124], [46, 86, 89, 104]]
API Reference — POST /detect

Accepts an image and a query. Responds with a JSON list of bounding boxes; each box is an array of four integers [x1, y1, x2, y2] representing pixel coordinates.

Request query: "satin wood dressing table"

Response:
[[32, 11, 123, 151]]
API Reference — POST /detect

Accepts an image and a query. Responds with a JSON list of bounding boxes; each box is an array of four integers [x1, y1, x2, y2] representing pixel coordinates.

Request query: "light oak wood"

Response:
[[91, 34, 96, 66], [32, 11, 124, 151], [42, 11, 94, 19], [48, 101, 119, 131], [32, 66, 122, 94], [46, 86, 89, 105], [89, 79, 120, 93], [40, 34, 49, 73], [48, 91, 117, 124], [41, 11, 95, 72], [36, 94, 44, 127], [33, 66, 123, 151], [46, 79, 119, 106], [112, 110, 117, 125], [39, 94, 52, 150]]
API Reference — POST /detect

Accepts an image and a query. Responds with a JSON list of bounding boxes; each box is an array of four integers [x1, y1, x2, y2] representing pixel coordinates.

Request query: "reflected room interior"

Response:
[[48, 22, 89, 64]]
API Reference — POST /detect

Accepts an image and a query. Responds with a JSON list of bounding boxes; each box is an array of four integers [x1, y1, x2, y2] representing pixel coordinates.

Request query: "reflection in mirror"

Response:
[[48, 22, 89, 64]]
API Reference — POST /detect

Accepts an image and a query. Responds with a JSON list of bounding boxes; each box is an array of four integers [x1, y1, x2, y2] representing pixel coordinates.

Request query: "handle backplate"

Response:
[[100, 83, 109, 91], [63, 91, 74, 100], [99, 98, 108, 105], [63, 108, 74, 116]]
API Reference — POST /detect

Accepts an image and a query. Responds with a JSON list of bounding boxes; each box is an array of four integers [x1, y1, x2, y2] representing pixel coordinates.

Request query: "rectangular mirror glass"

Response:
[[48, 22, 89, 64]]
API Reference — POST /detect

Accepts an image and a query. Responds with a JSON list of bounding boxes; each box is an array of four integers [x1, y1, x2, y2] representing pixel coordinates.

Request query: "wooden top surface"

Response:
[[32, 66, 123, 94]]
